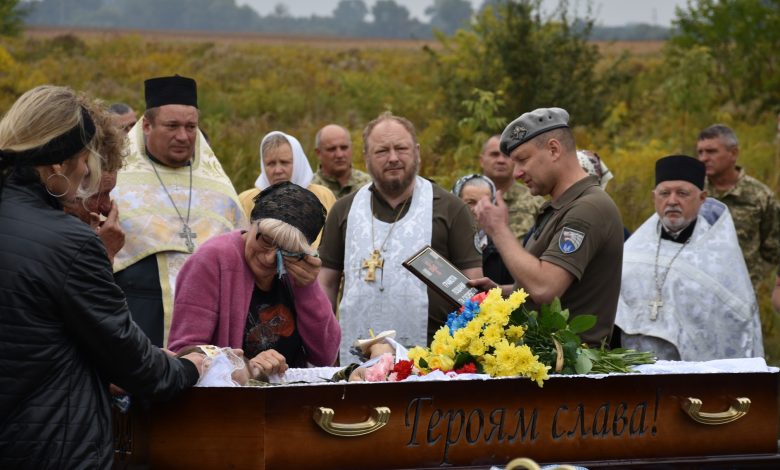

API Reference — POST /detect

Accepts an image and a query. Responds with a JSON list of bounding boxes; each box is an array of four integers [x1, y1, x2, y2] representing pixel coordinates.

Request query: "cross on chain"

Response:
[[649, 300, 662, 321], [179, 224, 198, 253], [362, 249, 384, 282]]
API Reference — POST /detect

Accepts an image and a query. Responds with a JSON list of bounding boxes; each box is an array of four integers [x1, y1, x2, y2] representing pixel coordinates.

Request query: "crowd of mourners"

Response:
[[1, 76, 778, 467]]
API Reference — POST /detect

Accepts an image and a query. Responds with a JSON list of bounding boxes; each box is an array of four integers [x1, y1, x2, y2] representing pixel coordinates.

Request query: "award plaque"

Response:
[[402, 245, 479, 308]]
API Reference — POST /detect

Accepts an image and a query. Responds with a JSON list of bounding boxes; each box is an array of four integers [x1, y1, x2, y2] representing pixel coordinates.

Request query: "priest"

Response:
[[615, 155, 763, 360], [111, 75, 247, 346]]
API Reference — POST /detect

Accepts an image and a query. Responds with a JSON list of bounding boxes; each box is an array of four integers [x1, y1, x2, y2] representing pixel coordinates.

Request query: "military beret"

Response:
[[500, 107, 570, 155]]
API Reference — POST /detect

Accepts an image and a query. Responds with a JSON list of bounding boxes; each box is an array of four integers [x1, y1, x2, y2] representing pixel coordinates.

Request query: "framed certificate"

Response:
[[402, 245, 480, 308]]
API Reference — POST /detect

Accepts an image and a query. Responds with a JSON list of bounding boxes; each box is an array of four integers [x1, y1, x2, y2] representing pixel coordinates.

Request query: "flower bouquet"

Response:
[[400, 288, 655, 387]]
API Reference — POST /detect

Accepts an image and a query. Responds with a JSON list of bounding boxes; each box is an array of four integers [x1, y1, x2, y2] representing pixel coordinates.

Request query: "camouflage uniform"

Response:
[[312, 168, 372, 200], [502, 182, 545, 240], [705, 167, 780, 287]]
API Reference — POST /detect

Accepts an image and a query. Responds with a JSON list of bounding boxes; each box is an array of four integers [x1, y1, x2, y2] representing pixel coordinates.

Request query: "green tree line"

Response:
[[15, 0, 669, 40]]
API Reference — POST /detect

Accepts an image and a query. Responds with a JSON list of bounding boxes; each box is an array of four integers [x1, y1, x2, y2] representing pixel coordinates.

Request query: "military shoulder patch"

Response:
[[558, 226, 585, 254]]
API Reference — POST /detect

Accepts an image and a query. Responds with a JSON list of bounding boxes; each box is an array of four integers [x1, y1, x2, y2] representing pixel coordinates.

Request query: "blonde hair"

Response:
[[0, 85, 123, 197], [256, 218, 312, 254]]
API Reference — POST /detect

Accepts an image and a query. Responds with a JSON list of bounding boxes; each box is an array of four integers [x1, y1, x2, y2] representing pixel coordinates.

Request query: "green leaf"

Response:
[[575, 353, 593, 374], [568, 314, 597, 334], [419, 358, 428, 369], [556, 330, 579, 345], [453, 351, 476, 369]]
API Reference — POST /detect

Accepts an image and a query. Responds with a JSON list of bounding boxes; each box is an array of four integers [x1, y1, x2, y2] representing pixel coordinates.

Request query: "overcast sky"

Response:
[[237, 0, 688, 26]]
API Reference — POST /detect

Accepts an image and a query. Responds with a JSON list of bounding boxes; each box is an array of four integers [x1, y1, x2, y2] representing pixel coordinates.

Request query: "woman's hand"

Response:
[[247, 349, 288, 380], [90, 201, 125, 264], [284, 254, 321, 286]]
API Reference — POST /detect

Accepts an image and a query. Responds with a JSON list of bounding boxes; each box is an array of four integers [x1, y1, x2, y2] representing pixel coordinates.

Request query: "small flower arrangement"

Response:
[[361, 288, 654, 386], [408, 288, 551, 386]]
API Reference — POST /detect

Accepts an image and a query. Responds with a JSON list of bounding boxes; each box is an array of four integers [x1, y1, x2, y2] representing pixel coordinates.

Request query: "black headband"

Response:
[[0, 106, 96, 169]]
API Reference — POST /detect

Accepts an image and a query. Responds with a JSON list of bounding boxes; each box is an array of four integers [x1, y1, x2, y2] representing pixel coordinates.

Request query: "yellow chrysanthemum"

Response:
[[431, 328, 456, 357], [507, 289, 529, 309], [467, 336, 487, 356], [481, 323, 504, 348], [452, 327, 472, 351], [505, 325, 525, 342]]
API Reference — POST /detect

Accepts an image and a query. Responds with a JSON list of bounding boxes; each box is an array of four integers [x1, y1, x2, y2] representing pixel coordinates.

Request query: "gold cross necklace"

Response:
[[362, 194, 410, 289]]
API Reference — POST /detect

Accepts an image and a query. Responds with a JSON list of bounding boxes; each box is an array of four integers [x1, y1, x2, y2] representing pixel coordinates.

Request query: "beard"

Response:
[[369, 156, 419, 198], [660, 208, 694, 233]]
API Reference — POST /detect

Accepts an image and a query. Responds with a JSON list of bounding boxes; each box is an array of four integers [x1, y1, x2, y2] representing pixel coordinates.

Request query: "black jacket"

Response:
[[0, 176, 198, 469]]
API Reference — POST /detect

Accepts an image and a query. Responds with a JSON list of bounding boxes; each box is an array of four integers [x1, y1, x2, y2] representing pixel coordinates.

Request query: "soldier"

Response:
[[473, 108, 624, 346], [312, 124, 372, 199], [697, 124, 780, 288], [479, 134, 544, 239]]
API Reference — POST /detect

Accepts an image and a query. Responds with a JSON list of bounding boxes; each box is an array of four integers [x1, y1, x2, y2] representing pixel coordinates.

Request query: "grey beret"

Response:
[[499, 107, 570, 155]]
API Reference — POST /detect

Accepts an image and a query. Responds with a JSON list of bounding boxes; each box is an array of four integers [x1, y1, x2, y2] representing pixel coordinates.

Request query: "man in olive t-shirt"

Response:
[[319, 112, 482, 361], [473, 107, 624, 345]]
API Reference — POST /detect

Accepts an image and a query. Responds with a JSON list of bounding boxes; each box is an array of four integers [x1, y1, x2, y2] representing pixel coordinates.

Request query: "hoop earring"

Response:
[[46, 173, 71, 198]]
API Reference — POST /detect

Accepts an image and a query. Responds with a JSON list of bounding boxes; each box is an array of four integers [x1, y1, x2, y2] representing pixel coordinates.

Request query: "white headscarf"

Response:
[[576, 150, 613, 190], [254, 131, 314, 190]]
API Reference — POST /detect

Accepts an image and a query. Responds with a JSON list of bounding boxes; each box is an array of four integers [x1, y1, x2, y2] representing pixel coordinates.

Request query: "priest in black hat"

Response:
[[615, 154, 763, 361], [111, 75, 247, 347]]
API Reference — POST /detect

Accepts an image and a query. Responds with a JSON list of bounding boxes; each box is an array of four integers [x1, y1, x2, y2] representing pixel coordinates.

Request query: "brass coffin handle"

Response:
[[313, 406, 391, 437], [682, 397, 751, 425]]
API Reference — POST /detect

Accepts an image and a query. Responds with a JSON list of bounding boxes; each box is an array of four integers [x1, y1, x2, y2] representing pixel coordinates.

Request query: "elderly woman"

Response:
[[452, 174, 514, 285], [238, 131, 336, 248], [0, 85, 204, 467], [169, 181, 341, 379]]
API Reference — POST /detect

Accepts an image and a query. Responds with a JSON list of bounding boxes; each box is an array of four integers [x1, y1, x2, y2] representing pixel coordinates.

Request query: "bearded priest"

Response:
[[615, 155, 763, 360]]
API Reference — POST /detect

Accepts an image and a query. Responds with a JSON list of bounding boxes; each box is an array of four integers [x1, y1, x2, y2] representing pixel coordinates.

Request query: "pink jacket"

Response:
[[168, 230, 340, 366]]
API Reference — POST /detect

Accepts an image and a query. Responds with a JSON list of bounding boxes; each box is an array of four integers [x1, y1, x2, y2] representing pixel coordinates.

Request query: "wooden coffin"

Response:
[[114, 368, 779, 469]]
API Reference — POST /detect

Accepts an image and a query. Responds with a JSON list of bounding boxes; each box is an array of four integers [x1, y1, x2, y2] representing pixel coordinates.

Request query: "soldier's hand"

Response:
[[474, 190, 510, 237]]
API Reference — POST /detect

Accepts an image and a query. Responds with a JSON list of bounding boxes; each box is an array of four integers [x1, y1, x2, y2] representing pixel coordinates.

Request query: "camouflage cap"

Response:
[[500, 107, 570, 156]]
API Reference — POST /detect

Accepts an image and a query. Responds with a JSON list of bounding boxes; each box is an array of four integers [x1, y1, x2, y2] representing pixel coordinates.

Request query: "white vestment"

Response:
[[338, 176, 433, 365], [615, 198, 763, 360]]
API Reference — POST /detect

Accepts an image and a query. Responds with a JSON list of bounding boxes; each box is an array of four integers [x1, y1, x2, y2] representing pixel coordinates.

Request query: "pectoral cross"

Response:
[[180, 224, 198, 253], [362, 249, 384, 282], [649, 300, 663, 321]]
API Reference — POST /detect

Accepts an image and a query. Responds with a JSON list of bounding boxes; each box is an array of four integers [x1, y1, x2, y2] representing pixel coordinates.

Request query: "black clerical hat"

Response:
[[144, 75, 198, 109], [655, 155, 705, 190]]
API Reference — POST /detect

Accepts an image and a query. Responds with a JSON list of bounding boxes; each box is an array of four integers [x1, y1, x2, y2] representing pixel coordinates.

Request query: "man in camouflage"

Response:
[[312, 124, 372, 199], [697, 124, 780, 288], [479, 135, 544, 239]]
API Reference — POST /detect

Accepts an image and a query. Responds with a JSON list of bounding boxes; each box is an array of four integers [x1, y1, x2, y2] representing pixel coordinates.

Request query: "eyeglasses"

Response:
[[255, 226, 307, 261]]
